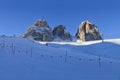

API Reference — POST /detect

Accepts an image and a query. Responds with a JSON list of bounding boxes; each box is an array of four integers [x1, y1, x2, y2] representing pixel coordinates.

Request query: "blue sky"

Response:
[[0, 0, 120, 38]]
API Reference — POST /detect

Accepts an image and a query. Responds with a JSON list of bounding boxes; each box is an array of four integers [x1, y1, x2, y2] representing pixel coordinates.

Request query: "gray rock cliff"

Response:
[[76, 20, 102, 42]]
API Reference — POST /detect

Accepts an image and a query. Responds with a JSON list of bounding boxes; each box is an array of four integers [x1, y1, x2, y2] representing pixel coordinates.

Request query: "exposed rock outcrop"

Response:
[[34, 19, 49, 28], [52, 25, 72, 40], [22, 19, 102, 42], [22, 19, 54, 41], [76, 20, 102, 42]]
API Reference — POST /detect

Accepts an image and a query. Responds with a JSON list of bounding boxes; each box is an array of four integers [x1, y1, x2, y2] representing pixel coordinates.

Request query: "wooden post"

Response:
[[98, 56, 101, 68], [65, 49, 68, 63], [101, 34, 104, 43], [30, 40, 34, 57]]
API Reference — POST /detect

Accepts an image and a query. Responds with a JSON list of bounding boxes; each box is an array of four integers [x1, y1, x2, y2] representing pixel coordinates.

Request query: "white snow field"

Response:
[[0, 37, 120, 80]]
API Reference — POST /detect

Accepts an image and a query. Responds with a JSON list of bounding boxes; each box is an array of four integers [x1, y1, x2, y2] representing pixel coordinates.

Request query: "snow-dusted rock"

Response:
[[76, 20, 102, 42], [52, 25, 72, 40], [22, 19, 54, 41], [34, 19, 49, 28]]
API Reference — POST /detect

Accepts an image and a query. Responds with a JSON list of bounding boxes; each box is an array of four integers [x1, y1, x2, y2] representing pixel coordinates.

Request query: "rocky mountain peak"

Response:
[[52, 25, 72, 40], [34, 19, 49, 28], [21, 19, 54, 41], [21, 19, 102, 42], [76, 20, 102, 42]]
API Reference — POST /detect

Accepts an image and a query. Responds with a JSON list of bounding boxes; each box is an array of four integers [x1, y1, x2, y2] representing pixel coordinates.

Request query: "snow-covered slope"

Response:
[[0, 37, 120, 80]]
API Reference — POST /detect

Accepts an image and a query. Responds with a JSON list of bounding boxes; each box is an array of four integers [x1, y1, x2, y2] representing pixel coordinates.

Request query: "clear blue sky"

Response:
[[0, 0, 120, 38]]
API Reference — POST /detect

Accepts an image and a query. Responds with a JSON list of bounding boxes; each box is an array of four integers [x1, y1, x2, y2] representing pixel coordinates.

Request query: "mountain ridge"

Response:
[[21, 19, 102, 42]]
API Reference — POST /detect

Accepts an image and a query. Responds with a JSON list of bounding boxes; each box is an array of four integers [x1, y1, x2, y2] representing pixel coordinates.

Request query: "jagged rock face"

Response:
[[76, 20, 102, 42], [34, 19, 49, 28], [22, 19, 54, 41], [53, 25, 72, 40]]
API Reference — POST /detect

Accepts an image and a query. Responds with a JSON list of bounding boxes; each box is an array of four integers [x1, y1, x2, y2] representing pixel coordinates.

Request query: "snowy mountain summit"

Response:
[[76, 20, 102, 42], [22, 19, 102, 42], [22, 19, 73, 41], [52, 25, 72, 41], [22, 19, 54, 41]]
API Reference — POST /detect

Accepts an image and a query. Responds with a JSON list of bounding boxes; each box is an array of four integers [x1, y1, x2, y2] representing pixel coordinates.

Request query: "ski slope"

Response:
[[0, 37, 120, 80]]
